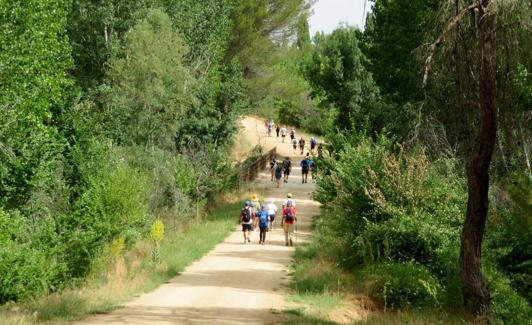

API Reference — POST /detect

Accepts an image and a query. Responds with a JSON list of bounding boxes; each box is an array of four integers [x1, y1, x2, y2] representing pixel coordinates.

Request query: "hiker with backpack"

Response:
[[270, 156, 276, 181], [282, 157, 292, 183], [280, 126, 287, 142], [310, 137, 317, 154], [276, 124, 280, 137], [290, 127, 296, 140], [266, 198, 278, 230], [283, 193, 296, 208], [299, 137, 306, 155], [281, 198, 297, 246], [239, 200, 253, 243], [250, 193, 261, 229], [300, 153, 312, 184], [274, 160, 283, 188], [257, 205, 270, 245], [292, 137, 298, 154], [310, 158, 317, 183]]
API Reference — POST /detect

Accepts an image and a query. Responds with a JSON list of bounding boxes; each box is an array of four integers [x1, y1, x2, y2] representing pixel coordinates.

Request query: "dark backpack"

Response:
[[285, 207, 295, 222], [282, 160, 291, 170], [241, 207, 252, 223], [301, 159, 309, 169], [275, 164, 283, 173]]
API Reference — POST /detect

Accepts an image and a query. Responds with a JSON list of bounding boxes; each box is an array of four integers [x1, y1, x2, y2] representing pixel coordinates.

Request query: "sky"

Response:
[[308, 0, 370, 36]]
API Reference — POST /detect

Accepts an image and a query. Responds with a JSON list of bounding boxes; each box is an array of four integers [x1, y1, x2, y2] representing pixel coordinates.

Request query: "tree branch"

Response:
[[422, 2, 480, 87]]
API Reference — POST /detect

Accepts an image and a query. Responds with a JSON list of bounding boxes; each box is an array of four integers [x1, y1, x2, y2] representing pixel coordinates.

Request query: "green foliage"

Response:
[[486, 172, 532, 304], [485, 267, 532, 325], [0, 0, 73, 208], [360, 262, 442, 309], [102, 9, 195, 149], [277, 97, 303, 127], [363, 0, 439, 104], [303, 27, 382, 132], [66, 159, 150, 277], [0, 209, 66, 302], [67, 0, 151, 88]]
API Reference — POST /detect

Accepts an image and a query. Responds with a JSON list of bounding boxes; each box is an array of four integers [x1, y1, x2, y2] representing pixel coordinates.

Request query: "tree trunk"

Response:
[[459, 0, 496, 318]]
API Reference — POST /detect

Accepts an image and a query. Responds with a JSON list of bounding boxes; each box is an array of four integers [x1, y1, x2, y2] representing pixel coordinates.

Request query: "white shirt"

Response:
[[266, 203, 278, 216], [280, 127, 287, 135], [283, 199, 296, 207]]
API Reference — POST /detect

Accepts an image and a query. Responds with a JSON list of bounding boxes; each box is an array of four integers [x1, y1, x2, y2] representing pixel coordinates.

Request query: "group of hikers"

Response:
[[264, 119, 319, 156], [239, 193, 297, 246], [270, 153, 315, 186]]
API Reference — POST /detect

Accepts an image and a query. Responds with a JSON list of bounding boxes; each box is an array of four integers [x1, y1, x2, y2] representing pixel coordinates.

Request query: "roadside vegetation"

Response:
[[280, 1, 531, 324], [0, 199, 241, 324]]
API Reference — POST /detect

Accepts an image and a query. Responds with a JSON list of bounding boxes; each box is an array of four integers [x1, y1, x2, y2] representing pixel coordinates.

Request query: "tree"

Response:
[[0, 0, 73, 208], [303, 27, 382, 132], [364, 0, 440, 104], [459, 0, 497, 316], [102, 9, 195, 150], [423, 0, 498, 317]]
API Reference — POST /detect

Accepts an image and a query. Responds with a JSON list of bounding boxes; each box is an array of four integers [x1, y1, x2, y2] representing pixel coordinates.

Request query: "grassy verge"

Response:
[[283, 242, 470, 325], [0, 200, 242, 325]]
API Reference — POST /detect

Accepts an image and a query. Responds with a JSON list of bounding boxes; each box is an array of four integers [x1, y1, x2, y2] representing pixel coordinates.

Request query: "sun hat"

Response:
[[245, 200, 251, 206], [287, 193, 292, 198], [251, 193, 258, 201]]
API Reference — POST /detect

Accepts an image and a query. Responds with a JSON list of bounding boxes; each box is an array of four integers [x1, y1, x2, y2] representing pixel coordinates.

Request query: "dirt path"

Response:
[[78, 118, 320, 324]]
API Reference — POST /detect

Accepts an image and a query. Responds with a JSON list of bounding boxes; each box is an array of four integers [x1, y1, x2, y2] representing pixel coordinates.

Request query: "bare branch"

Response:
[[422, 2, 479, 87]]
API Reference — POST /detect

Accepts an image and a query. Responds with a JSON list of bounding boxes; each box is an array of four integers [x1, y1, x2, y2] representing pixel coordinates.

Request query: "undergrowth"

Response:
[[0, 200, 241, 324]]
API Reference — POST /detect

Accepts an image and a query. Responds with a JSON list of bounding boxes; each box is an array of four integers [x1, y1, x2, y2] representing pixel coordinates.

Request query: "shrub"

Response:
[[0, 209, 65, 303], [360, 262, 442, 309], [65, 161, 150, 277], [485, 268, 532, 324]]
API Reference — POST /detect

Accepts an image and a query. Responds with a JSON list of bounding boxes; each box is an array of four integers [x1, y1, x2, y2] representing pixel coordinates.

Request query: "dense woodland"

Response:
[[0, 0, 530, 323]]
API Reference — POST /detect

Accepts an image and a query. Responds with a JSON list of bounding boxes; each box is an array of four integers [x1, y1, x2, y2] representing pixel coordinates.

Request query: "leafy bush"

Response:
[[277, 97, 303, 127], [0, 209, 66, 302], [360, 262, 442, 309], [66, 161, 150, 277], [485, 268, 532, 324]]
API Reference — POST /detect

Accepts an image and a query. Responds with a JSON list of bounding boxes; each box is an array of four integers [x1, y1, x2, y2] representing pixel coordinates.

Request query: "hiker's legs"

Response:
[[260, 228, 266, 243], [283, 223, 289, 245]]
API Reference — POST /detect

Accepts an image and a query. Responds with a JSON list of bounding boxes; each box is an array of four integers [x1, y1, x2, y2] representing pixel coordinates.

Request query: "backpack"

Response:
[[285, 207, 295, 222], [275, 164, 283, 173], [241, 207, 252, 223], [259, 212, 269, 228], [311, 138, 317, 146], [282, 160, 291, 170], [301, 159, 309, 169]]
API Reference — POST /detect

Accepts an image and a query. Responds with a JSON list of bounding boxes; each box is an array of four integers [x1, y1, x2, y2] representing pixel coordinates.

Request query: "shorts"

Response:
[[259, 226, 269, 231], [293, 145, 297, 149], [302, 168, 309, 175], [269, 215, 276, 222], [282, 134, 286, 137], [283, 170, 290, 176], [290, 134, 295, 140], [242, 224, 253, 232], [275, 172, 282, 180]]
